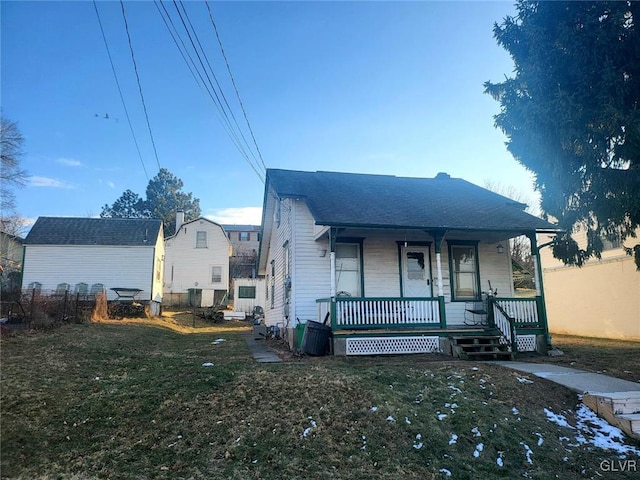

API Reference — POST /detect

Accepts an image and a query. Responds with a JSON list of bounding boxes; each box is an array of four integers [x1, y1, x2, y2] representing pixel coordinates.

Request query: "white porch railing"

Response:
[[491, 301, 515, 349], [321, 297, 442, 329], [494, 298, 540, 326]]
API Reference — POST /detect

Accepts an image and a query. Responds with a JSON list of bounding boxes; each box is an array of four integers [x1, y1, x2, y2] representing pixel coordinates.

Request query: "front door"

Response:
[[401, 245, 433, 297]]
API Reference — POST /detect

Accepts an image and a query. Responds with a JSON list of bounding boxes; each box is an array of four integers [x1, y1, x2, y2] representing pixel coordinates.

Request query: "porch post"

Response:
[[528, 232, 551, 347], [329, 227, 337, 298], [431, 229, 446, 328]]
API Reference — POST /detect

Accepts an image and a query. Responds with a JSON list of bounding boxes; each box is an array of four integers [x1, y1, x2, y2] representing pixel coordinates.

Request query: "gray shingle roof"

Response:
[[267, 169, 559, 232], [24, 217, 163, 246]]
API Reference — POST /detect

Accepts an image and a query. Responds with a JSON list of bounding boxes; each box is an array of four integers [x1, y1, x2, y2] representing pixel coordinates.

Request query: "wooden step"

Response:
[[461, 350, 514, 360], [583, 392, 640, 440]]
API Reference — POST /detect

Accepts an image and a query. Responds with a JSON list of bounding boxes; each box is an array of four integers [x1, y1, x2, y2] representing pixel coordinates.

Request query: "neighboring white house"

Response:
[[258, 169, 561, 356], [1, 230, 24, 295], [163, 212, 231, 307], [22, 217, 164, 305], [539, 227, 640, 340]]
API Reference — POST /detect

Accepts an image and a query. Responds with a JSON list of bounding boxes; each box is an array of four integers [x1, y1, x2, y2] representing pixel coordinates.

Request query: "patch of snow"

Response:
[[471, 426, 481, 437], [370, 406, 378, 412], [302, 427, 312, 438], [473, 443, 484, 458], [574, 403, 640, 455], [386, 415, 396, 422], [437, 413, 447, 421], [535, 433, 544, 446], [202, 362, 214, 367], [517, 376, 534, 384], [520, 442, 533, 464], [212, 338, 226, 344], [440, 468, 452, 477], [405, 416, 411, 425], [361, 435, 367, 450], [413, 435, 424, 450], [471, 366, 479, 371], [448, 385, 462, 393], [512, 407, 519, 415], [94, 377, 100, 381], [496, 451, 504, 467], [448, 433, 458, 445]]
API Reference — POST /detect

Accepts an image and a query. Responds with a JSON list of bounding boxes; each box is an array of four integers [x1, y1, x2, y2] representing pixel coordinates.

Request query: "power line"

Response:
[[92, 0, 149, 181], [153, 0, 265, 183], [119, 0, 162, 172], [205, 0, 267, 172], [154, 0, 263, 182]]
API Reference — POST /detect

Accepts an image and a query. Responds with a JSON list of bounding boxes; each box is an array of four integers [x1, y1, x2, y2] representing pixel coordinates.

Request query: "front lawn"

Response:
[[1, 316, 638, 479]]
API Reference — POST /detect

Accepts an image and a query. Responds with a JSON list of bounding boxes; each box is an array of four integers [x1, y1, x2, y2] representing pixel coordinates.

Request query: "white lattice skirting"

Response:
[[346, 336, 441, 356], [516, 335, 537, 352]]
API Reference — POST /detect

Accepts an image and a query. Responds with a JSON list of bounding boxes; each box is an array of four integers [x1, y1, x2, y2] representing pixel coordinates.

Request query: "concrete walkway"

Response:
[[244, 334, 282, 363], [495, 361, 640, 395]]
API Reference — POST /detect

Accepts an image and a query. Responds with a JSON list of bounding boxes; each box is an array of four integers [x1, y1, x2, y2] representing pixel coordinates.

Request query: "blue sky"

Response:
[[2, 0, 536, 228]]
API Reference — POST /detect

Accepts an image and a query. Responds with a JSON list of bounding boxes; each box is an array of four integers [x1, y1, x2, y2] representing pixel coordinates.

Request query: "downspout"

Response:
[[329, 227, 337, 330]]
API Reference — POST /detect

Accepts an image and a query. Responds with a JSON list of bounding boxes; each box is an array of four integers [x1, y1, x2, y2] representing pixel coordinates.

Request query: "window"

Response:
[[601, 231, 622, 251], [239, 232, 250, 241], [196, 231, 207, 248], [238, 286, 256, 298], [335, 242, 362, 297], [407, 251, 426, 280], [211, 266, 222, 283], [449, 243, 480, 300]]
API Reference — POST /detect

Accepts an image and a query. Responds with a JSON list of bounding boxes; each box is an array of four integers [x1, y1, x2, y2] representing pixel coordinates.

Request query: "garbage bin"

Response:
[[301, 320, 331, 356]]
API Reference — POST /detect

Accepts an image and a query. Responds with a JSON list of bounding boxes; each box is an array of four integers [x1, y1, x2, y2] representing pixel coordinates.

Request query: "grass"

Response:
[[1, 313, 639, 479], [521, 334, 640, 383]]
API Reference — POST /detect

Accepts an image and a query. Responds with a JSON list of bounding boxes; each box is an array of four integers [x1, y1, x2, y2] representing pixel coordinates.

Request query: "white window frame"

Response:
[[211, 265, 222, 284], [196, 231, 207, 248]]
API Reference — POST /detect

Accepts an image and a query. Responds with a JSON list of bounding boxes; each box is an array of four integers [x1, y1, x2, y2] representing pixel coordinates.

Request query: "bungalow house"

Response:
[[163, 212, 231, 308], [539, 228, 640, 340], [22, 217, 164, 309], [258, 169, 561, 356]]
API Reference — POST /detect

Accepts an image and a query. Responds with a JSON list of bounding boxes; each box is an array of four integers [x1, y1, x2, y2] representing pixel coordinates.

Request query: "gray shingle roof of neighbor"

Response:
[[266, 169, 560, 232], [24, 217, 163, 246]]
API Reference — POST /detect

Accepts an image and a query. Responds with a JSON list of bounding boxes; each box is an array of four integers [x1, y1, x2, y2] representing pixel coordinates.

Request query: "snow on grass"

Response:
[[405, 416, 411, 425], [386, 415, 396, 423], [361, 435, 367, 451], [473, 443, 484, 458], [511, 407, 519, 415], [211, 338, 226, 345], [437, 413, 447, 421], [413, 433, 423, 450], [535, 432, 544, 446], [448, 433, 458, 445], [471, 426, 481, 437], [370, 406, 378, 412], [517, 376, 534, 384], [520, 442, 534, 464], [202, 362, 214, 367], [301, 417, 317, 438], [496, 451, 504, 467], [439, 468, 452, 477]]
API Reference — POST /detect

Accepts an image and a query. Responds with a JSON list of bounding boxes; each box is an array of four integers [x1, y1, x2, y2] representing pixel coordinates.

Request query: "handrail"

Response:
[[490, 298, 518, 353]]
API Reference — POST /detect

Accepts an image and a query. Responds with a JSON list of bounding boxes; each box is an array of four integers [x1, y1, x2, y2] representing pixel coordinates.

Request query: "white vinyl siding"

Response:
[[163, 219, 230, 295], [22, 245, 156, 301]]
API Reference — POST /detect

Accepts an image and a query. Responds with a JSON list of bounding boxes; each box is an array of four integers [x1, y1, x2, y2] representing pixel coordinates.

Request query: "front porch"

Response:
[[316, 296, 548, 356]]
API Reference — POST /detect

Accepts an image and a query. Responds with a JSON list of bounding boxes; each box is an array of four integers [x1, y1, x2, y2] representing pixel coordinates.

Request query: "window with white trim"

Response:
[[238, 286, 256, 298], [211, 266, 222, 283], [449, 243, 479, 300], [196, 231, 207, 248], [335, 243, 361, 297]]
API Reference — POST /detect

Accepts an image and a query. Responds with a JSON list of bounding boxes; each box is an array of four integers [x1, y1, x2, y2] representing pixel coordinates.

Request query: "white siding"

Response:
[[163, 219, 230, 295], [233, 278, 267, 314], [22, 245, 156, 301], [152, 227, 165, 301], [263, 194, 293, 328]]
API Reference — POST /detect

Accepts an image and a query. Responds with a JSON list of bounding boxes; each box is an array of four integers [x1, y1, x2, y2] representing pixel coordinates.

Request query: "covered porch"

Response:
[[312, 226, 551, 356]]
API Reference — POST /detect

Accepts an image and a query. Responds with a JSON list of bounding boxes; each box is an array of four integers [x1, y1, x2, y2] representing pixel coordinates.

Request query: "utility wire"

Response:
[[154, 0, 265, 183], [176, 0, 263, 174], [92, 0, 149, 181], [205, 0, 267, 172], [119, 0, 162, 172], [155, 0, 263, 182]]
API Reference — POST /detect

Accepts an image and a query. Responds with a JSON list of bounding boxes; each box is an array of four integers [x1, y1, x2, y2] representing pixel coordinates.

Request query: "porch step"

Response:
[[449, 335, 513, 361], [583, 391, 640, 439]]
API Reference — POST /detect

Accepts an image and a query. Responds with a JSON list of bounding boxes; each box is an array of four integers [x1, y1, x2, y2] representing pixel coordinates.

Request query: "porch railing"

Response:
[[490, 299, 517, 352], [317, 297, 443, 330], [493, 297, 541, 327]]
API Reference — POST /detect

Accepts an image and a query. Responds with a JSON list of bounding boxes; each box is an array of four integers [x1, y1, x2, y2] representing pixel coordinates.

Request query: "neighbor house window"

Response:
[[448, 242, 480, 301], [196, 231, 207, 248], [238, 286, 256, 299], [211, 266, 222, 283], [239, 232, 250, 241]]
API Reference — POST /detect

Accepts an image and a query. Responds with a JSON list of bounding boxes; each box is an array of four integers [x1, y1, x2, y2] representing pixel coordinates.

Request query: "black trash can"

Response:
[[301, 320, 331, 356]]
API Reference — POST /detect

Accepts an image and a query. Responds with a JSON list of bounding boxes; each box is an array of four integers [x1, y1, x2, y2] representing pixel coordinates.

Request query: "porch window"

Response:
[[196, 231, 207, 248], [211, 266, 222, 283], [335, 243, 361, 297], [449, 243, 480, 301]]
